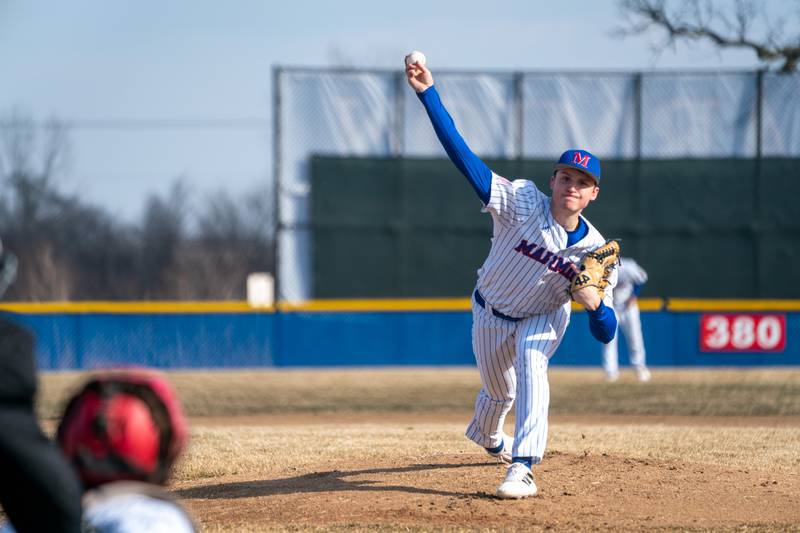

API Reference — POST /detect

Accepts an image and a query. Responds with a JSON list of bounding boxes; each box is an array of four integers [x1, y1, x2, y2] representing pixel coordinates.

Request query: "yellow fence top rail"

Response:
[[0, 297, 668, 314], [667, 299, 800, 312], [277, 297, 471, 312], [3, 297, 799, 314], [0, 301, 270, 314]]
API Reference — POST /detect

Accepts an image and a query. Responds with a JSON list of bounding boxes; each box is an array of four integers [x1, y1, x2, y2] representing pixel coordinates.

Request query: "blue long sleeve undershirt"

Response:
[[417, 86, 492, 204], [417, 85, 616, 343], [588, 301, 616, 344]]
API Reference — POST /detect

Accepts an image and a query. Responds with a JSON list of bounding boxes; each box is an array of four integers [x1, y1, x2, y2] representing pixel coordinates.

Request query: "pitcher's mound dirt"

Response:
[[177, 443, 800, 531]]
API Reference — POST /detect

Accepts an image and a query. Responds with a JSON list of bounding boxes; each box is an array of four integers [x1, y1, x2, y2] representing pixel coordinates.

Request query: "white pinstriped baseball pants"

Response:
[[465, 298, 570, 463]]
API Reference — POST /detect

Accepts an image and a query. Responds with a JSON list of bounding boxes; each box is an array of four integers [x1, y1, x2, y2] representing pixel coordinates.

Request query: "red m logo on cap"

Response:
[[573, 152, 590, 168]]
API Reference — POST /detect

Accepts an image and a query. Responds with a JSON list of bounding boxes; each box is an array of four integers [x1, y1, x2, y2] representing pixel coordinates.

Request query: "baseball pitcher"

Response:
[[406, 55, 619, 499]]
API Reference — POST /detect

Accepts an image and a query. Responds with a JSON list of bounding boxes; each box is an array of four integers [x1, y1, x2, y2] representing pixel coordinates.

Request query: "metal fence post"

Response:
[[755, 68, 764, 296], [634, 72, 644, 224], [394, 71, 405, 157], [514, 71, 524, 164], [272, 66, 282, 303]]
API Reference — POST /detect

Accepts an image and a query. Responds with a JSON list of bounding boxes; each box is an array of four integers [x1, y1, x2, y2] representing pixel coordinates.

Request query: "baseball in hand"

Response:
[[404, 50, 426, 67]]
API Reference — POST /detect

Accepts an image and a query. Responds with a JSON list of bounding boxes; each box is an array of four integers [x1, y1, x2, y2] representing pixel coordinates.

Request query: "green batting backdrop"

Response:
[[310, 156, 800, 299]]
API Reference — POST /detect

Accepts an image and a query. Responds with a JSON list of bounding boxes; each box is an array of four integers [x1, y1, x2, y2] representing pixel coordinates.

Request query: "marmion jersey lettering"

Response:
[[476, 173, 616, 318]]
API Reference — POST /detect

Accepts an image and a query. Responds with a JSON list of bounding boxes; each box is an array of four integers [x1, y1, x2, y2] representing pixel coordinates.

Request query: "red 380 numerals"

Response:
[[700, 314, 786, 352]]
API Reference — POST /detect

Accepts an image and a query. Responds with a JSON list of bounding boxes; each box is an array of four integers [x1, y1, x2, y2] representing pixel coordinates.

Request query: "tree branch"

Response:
[[618, 0, 800, 72]]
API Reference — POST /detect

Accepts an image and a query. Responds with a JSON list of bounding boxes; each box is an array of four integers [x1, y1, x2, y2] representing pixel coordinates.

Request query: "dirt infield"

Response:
[[38, 368, 800, 531], [173, 414, 800, 532], [179, 438, 799, 531]]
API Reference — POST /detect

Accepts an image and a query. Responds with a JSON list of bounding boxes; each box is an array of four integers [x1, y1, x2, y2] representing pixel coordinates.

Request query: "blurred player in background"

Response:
[[602, 257, 651, 382], [57, 369, 196, 533], [406, 56, 618, 499], [0, 317, 83, 533]]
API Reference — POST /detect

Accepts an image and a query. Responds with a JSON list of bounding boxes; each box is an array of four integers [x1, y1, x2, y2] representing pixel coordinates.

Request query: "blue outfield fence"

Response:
[[1, 299, 798, 370]]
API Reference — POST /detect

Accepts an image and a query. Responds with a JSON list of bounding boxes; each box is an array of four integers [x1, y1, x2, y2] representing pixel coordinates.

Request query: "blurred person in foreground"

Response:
[[56, 369, 196, 532], [0, 317, 83, 532], [602, 257, 651, 382]]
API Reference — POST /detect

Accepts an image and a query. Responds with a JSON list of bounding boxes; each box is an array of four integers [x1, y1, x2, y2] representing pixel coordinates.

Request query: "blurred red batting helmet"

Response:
[[56, 369, 188, 488]]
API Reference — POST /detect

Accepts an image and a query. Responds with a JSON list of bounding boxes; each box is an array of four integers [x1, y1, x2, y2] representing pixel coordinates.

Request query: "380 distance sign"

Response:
[[700, 314, 786, 352]]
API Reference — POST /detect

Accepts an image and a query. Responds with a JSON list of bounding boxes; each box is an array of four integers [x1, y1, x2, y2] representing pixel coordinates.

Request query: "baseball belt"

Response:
[[473, 290, 523, 323]]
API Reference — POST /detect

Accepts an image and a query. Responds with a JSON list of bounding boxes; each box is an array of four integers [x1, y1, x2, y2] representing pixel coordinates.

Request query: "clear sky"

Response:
[[0, 0, 795, 222]]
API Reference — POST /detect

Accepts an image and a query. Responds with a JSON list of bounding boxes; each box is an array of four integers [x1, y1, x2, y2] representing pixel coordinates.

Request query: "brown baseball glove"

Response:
[[569, 239, 621, 300]]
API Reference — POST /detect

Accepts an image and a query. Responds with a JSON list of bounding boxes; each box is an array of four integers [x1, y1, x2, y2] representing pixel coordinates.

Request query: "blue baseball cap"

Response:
[[554, 149, 601, 184]]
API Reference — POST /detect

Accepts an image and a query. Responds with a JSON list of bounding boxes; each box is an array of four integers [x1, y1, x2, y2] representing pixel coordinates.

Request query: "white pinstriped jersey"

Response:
[[475, 172, 616, 317]]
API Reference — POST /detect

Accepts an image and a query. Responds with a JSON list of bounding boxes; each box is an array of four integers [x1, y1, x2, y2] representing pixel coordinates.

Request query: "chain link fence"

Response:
[[275, 68, 800, 300]]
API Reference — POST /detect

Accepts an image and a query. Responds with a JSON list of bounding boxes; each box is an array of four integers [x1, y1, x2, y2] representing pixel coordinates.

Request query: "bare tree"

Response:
[[0, 110, 138, 300], [136, 179, 189, 298], [1, 109, 276, 301], [0, 109, 71, 231], [169, 184, 273, 299], [0, 110, 78, 299], [22, 242, 72, 301], [618, 0, 800, 72]]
